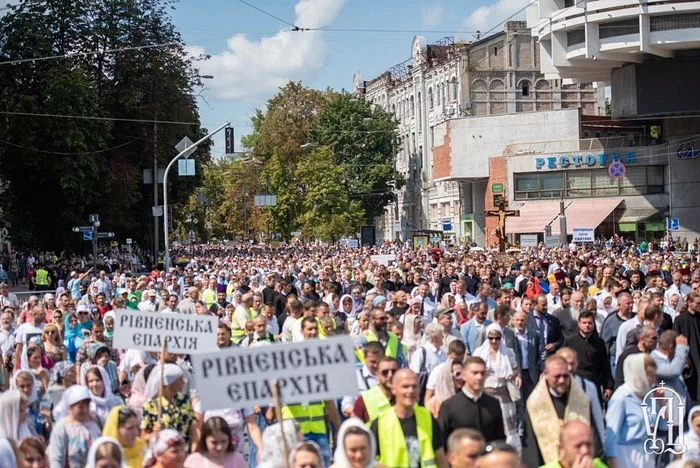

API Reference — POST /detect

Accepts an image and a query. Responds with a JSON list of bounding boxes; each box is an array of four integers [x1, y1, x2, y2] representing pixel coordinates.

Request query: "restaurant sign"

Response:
[[535, 151, 636, 170]]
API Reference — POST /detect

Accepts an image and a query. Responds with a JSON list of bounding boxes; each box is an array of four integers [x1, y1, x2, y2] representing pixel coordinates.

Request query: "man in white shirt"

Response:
[[0, 283, 19, 310], [546, 281, 562, 313], [410, 323, 446, 375]]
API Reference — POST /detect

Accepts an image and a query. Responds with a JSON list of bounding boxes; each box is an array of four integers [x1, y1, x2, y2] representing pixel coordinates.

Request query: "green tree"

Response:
[[295, 147, 364, 241], [0, 0, 206, 249], [243, 82, 328, 237], [310, 92, 402, 223]]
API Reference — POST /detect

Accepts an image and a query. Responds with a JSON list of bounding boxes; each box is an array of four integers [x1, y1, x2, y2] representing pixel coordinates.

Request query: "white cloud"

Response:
[[189, 0, 347, 101], [421, 2, 443, 29], [463, 0, 531, 34]]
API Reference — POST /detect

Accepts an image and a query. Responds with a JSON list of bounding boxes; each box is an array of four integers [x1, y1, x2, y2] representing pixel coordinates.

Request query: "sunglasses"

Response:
[[77, 311, 88, 315], [488, 336, 501, 341], [452, 371, 462, 379], [380, 368, 398, 376]]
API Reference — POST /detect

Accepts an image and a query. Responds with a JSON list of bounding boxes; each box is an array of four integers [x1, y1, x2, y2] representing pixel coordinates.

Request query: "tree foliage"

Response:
[[295, 147, 364, 241], [310, 92, 402, 223], [0, 0, 207, 249], [235, 83, 400, 240]]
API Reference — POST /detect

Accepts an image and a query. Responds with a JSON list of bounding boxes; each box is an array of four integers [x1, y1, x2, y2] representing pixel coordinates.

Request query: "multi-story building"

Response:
[[354, 22, 604, 242], [528, 0, 700, 238]]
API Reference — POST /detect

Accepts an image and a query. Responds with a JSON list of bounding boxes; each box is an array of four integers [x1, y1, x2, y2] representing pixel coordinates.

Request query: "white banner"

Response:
[[572, 227, 595, 243], [370, 254, 396, 266], [113, 309, 218, 354], [191, 336, 358, 411], [520, 234, 538, 248]]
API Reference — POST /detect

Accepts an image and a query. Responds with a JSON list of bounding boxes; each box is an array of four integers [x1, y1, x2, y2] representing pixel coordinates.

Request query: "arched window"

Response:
[[428, 87, 434, 109]]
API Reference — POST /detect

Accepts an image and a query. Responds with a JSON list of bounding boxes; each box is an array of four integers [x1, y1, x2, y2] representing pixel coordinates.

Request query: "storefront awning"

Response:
[[507, 198, 623, 235], [506, 200, 561, 234], [617, 208, 659, 224], [551, 198, 624, 235]]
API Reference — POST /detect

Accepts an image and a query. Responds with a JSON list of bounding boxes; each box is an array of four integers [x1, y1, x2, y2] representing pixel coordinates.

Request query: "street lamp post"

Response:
[[163, 122, 230, 271]]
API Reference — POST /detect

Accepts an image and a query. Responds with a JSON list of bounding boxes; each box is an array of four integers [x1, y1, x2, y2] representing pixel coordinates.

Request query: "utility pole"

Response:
[[72, 214, 114, 271], [559, 196, 567, 246], [153, 118, 159, 264], [163, 122, 230, 271]]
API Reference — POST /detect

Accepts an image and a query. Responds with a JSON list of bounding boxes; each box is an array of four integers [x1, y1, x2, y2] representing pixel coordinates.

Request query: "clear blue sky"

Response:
[[169, 0, 531, 156]]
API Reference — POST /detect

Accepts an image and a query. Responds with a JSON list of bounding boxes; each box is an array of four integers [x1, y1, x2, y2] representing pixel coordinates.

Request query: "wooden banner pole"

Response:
[[158, 340, 167, 422], [271, 379, 291, 468]]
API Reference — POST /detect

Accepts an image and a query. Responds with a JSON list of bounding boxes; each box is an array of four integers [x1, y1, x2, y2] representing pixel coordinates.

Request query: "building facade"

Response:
[[527, 0, 700, 238], [354, 22, 604, 242]]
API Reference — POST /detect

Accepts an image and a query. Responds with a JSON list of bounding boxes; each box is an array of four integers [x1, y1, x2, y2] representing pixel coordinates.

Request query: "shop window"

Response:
[[514, 165, 664, 200]]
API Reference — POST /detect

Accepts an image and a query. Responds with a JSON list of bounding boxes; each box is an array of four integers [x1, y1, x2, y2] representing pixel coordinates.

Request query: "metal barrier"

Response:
[[12, 290, 58, 309]]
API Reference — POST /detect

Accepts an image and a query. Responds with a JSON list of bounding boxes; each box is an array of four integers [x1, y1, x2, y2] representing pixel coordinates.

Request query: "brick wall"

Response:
[[485, 156, 507, 247], [432, 124, 451, 179]]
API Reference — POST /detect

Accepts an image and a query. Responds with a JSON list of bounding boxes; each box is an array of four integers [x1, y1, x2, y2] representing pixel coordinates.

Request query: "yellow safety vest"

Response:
[[202, 289, 217, 308], [35, 269, 50, 286], [281, 403, 326, 435], [377, 405, 436, 468], [362, 385, 391, 422], [366, 331, 399, 359], [231, 307, 256, 344]]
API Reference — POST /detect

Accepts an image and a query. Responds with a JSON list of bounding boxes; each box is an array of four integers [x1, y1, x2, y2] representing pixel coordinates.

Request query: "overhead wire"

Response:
[[0, 110, 199, 126], [235, 0, 299, 29], [0, 138, 139, 155], [0, 42, 182, 66]]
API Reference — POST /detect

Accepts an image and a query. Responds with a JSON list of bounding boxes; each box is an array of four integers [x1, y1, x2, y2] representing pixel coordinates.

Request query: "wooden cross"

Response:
[[485, 201, 520, 252]]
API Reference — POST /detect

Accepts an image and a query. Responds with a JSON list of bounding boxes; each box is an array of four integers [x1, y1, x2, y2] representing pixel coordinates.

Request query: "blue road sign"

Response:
[[83, 230, 93, 241], [668, 218, 680, 231], [608, 161, 626, 179]]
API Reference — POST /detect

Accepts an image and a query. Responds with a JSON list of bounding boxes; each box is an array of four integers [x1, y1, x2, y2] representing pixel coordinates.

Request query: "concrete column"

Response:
[[472, 180, 487, 245]]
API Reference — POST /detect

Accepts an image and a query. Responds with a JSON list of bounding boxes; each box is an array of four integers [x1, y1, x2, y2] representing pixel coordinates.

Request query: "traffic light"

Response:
[[225, 127, 234, 154]]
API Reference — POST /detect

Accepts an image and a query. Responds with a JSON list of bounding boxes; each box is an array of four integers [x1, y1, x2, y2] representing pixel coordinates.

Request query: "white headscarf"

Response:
[[332, 418, 378, 468], [621, 353, 651, 399], [473, 323, 514, 379], [86, 436, 126, 468], [144, 363, 184, 400], [10, 371, 39, 405], [0, 439, 16, 468], [85, 365, 122, 424], [258, 420, 303, 468], [681, 405, 700, 461], [0, 389, 36, 441]]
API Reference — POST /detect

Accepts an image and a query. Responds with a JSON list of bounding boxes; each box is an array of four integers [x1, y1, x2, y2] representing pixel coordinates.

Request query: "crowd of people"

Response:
[[0, 236, 699, 468]]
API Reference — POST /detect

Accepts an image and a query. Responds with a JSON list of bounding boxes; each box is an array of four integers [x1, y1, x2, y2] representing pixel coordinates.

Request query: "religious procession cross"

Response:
[[485, 201, 520, 253]]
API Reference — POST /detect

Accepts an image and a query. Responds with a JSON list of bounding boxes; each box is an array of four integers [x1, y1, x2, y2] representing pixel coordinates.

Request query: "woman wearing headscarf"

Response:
[[257, 420, 303, 468], [401, 309, 424, 361], [0, 389, 36, 441], [350, 311, 370, 337], [85, 365, 123, 425], [63, 312, 82, 363], [143, 429, 187, 468], [605, 353, 660, 468], [0, 439, 18, 468], [20, 341, 49, 396], [340, 294, 355, 325], [12, 370, 45, 437], [103, 406, 147, 468], [473, 323, 521, 451], [85, 436, 125, 468], [80, 342, 119, 395], [331, 418, 382, 468], [141, 363, 196, 445], [48, 385, 103, 468]]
